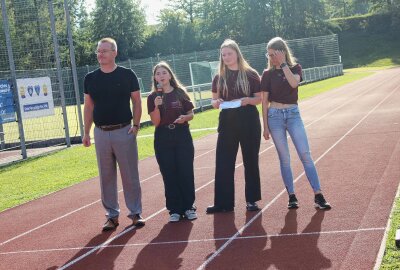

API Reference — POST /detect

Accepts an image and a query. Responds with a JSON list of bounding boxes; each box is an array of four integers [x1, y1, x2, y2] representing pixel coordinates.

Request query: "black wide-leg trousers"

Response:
[[214, 105, 262, 209]]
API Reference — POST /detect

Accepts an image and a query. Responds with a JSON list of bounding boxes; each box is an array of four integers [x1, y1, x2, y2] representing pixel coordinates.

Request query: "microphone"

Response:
[[156, 83, 163, 109], [156, 83, 163, 97]]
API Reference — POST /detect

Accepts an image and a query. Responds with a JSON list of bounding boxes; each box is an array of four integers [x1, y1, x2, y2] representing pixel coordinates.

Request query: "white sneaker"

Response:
[[184, 209, 198, 220], [169, 213, 181, 222]]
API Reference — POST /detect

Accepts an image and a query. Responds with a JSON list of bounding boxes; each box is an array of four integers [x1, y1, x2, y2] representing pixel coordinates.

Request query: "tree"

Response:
[[168, 0, 202, 24], [67, 0, 94, 66], [141, 9, 194, 56], [197, 0, 246, 48], [91, 0, 146, 60]]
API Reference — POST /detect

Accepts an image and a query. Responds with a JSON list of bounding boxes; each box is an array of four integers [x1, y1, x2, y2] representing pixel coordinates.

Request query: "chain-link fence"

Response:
[[0, 0, 82, 164], [112, 34, 342, 95], [0, 0, 342, 164]]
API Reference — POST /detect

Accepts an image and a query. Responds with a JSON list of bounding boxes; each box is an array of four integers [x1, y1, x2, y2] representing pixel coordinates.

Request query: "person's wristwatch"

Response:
[[280, 62, 288, 69], [133, 124, 140, 130]]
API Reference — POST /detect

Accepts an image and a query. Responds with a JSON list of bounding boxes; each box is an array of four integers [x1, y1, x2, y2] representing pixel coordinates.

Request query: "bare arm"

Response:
[[261, 91, 270, 140], [149, 96, 162, 127], [275, 50, 301, 88], [211, 92, 223, 109], [83, 93, 94, 147], [282, 66, 301, 89], [130, 90, 142, 135]]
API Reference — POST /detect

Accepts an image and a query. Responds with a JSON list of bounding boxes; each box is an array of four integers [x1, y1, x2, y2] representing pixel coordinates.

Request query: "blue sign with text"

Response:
[[0, 80, 16, 124]]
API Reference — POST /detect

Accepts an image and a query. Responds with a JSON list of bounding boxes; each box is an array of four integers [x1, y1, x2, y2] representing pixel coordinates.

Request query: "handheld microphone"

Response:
[[156, 83, 163, 109], [156, 83, 163, 97]]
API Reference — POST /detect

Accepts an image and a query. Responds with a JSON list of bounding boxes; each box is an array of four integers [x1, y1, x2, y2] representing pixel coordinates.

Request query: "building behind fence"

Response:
[[0, 0, 343, 163]]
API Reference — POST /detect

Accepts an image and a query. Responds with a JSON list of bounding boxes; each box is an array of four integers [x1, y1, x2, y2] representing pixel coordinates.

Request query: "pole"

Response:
[[64, 0, 84, 140], [48, 0, 71, 147], [1, 0, 27, 158]]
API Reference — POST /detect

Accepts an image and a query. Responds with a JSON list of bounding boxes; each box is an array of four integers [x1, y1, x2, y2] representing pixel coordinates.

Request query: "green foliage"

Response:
[[5, 0, 55, 70], [70, 0, 95, 66], [338, 32, 400, 68], [2, 0, 399, 72], [330, 13, 393, 33], [168, 0, 202, 23], [141, 0, 333, 56], [323, 0, 370, 18], [143, 9, 190, 56], [0, 0, 90, 70], [91, 0, 146, 61]]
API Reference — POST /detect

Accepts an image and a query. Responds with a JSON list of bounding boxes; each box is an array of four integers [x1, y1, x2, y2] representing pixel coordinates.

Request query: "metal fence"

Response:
[[0, 0, 82, 164], [0, 0, 343, 164], [114, 34, 342, 94]]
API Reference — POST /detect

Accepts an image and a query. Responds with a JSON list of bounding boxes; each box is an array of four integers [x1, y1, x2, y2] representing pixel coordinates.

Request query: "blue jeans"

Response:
[[267, 105, 321, 194]]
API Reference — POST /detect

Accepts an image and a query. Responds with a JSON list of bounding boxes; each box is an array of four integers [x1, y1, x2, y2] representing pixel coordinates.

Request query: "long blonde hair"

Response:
[[217, 39, 258, 98], [266, 37, 297, 70], [152, 61, 190, 101]]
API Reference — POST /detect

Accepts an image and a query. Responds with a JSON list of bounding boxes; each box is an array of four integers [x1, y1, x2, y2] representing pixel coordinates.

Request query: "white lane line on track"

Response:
[[55, 82, 385, 269], [0, 227, 384, 256], [0, 78, 380, 259], [57, 178, 216, 270], [0, 148, 219, 249], [197, 85, 400, 270], [0, 148, 216, 248]]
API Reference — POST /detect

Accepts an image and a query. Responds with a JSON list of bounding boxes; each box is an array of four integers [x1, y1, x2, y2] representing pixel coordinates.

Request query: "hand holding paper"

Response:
[[219, 100, 242, 109]]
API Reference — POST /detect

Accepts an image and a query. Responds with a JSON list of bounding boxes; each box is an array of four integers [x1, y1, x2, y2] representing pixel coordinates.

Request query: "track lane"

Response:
[[0, 69, 399, 269]]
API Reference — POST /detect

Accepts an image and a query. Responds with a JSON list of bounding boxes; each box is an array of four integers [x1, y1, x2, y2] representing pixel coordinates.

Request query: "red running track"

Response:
[[1, 68, 400, 270]]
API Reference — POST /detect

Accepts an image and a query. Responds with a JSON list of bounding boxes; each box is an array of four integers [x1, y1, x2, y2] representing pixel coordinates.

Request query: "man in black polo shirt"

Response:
[[83, 37, 145, 231]]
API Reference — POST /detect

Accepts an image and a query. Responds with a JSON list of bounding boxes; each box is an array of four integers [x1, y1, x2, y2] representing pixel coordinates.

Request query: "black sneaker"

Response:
[[206, 205, 234, 214], [246, 202, 260, 211], [314, 193, 331, 210], [288, 194, 299, 209]]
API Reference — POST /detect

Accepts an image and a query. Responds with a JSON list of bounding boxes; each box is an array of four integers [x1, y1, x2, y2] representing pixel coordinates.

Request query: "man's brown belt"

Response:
[[96, 122, 130, 131]]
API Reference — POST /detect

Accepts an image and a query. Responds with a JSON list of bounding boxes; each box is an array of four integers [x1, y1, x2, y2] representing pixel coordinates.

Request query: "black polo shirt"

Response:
[[84, 66, 140, 126]]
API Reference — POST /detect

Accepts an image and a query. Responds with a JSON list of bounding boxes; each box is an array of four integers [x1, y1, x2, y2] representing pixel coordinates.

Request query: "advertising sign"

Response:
[[0, 80, 16, 124], [17, 77, 55, 119]]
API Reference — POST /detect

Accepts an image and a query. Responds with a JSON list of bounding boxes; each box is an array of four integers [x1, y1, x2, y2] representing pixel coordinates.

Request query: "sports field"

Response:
[[0, 67, 399, 269]]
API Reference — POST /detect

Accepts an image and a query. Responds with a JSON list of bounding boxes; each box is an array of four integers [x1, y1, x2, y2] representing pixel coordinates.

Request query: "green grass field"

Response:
[[380, 197, 400, 269]]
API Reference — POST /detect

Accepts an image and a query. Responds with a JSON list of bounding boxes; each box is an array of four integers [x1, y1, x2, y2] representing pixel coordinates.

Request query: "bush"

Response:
[[338, 32, 400, 68], [329, 13, 392, 34]]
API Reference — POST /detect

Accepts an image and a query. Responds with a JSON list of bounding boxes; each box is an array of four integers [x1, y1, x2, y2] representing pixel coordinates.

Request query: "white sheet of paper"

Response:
[[219, 100, 242, 109]]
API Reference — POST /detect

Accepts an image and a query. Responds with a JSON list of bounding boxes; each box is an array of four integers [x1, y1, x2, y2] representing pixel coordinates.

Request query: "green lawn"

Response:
[[380, 197, 400, 269], [339, 32, 400, 68]]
